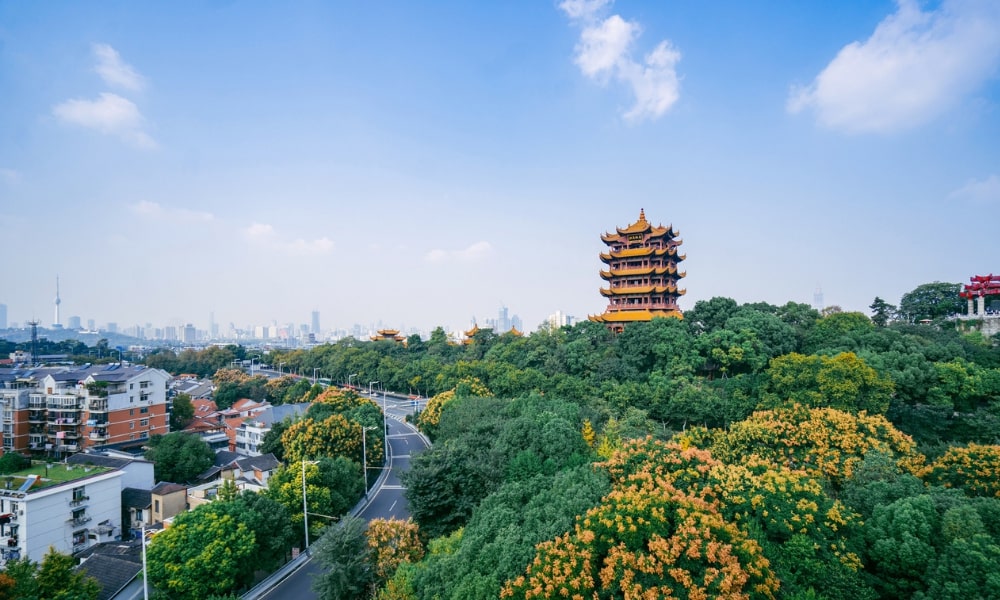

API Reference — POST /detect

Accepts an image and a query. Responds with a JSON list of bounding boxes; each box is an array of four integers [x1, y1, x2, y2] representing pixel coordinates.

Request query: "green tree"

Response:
[[266, 458, 364, 545], [760, 352, 895, 414], [169, 393, 194, 430], [146, 508, 257, 599], [869, 296, 897, 327], [144, 432, 214, 483], [36, 549, 101, 600], [0, 550, 100, 600], [311, 516, 374, 600], [899, 281, 964, 322]]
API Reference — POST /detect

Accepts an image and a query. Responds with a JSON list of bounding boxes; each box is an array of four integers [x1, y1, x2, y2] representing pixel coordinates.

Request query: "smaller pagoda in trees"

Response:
[[589, 209, 686, 333], [371, 329, 405, 342]]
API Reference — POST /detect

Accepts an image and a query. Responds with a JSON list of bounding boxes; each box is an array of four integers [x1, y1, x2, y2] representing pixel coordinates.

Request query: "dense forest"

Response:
[[261, 285, 998, 600], [7, 281, 999, 599]]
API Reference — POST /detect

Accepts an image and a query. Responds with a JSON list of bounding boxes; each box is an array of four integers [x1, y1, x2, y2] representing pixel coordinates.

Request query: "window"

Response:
[[130, 422, 134, 430], [129, 396, 134, 403], [154, 499, 159, 513], [129, 409, 134, 416], [140, 407, 148, 414], [129, 433, 135, 440], [129, 383, 134, 390], [140, 419, 148, 426], [135, 509, 143, 520], [140, 431, 149, 439]]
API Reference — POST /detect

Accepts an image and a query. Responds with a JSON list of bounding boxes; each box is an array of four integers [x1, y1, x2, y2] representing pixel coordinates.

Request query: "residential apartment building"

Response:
[[0, 465, 124, 564], [0, 365, 170, 457], [233, 403, 309, 456]]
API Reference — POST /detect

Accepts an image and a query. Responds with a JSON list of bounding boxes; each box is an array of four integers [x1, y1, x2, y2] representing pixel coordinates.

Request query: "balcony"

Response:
[[46, 402, 80, 411], [69, 496, 89, 507], [87, 400, 108, 412], [27, 412, 46, 424], [47, 418, 79, 426], [67, 515, 92, 526], [88, 432, 108, 441]]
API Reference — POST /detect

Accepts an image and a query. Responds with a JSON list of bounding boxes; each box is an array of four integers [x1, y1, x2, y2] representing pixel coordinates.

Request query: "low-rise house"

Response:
[[150, 482, 187, 523]]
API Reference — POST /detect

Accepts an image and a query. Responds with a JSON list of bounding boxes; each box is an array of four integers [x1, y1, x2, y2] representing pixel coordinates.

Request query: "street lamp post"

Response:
[[361, 426, 377, 496], [140, 525, 149, 600], [348, 373, 358, 390], [369, 381, 390, 463], [302, 460, 310, 552], [250, 355, 261, 376], [313, 367, 320, 384], [279, 361, 286, 376], [382, 387, 389, 462]]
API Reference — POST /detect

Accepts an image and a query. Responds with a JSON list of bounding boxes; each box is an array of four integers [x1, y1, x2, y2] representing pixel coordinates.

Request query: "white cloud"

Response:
[[244, 223, 333, 256], [245, 223, 275, 239], [52, 92, 157, 149], [788, 0, 1000, 133], [575, 15, 638, 79], [559, 0, 611, 21], [561, 4, 682, 121], [424, 241, 493, 263], [92, 43, 145, 91], [130, 200, 214, 222], [949, 174, 1000, 205]]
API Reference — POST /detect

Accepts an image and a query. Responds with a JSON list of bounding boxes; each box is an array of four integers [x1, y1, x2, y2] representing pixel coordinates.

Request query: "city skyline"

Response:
[[2, 1, 999, 333]]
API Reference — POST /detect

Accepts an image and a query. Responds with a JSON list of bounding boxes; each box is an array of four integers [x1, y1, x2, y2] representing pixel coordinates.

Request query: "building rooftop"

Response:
[[0, 461, 112, 495], [122, 487, 151, 510]]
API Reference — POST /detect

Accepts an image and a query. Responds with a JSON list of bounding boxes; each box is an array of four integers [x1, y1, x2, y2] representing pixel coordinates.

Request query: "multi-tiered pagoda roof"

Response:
[[589, 209, 686, 333]]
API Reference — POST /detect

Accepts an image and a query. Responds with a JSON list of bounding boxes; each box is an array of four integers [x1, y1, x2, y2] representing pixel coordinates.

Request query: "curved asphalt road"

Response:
[[260, 395, 429, 599]]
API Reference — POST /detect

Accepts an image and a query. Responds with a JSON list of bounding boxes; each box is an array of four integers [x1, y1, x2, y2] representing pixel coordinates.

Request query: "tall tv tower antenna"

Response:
[[53, 276, 62, 328]]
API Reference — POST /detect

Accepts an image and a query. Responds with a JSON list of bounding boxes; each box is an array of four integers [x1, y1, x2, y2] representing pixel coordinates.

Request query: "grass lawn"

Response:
[[3, 462, 109, 490]]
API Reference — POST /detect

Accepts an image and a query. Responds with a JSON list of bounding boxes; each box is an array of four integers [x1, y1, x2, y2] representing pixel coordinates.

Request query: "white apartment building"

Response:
[[0, 467, 124, 564]]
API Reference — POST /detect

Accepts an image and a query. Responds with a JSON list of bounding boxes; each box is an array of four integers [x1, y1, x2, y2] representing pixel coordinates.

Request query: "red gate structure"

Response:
[[959, 274, 1000, 315]]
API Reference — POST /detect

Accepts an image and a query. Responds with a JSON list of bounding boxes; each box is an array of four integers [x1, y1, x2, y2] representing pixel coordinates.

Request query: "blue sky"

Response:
[[1, 0, 999, 336]]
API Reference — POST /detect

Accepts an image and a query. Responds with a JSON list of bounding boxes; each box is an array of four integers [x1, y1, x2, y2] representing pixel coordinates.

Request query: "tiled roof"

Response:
[[151, 482, 187, 495], [122, 487, 151, 509], [77, 553, 143, 600]]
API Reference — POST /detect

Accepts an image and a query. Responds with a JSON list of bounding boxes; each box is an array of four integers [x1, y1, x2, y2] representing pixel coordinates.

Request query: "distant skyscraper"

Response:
[[814, 285, 824, 311], [311, 310, 320, 335], [68, 316, 82, 329], [87, 319, 95, 331], [183, 324, 196, 344], [106, 322, 118, 334], [498, 305, 510, 332], [53, 276, 62, 329], [164, 326, 178, 341], [0, 303, 6, 329], [209, 311, 216, 339]]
